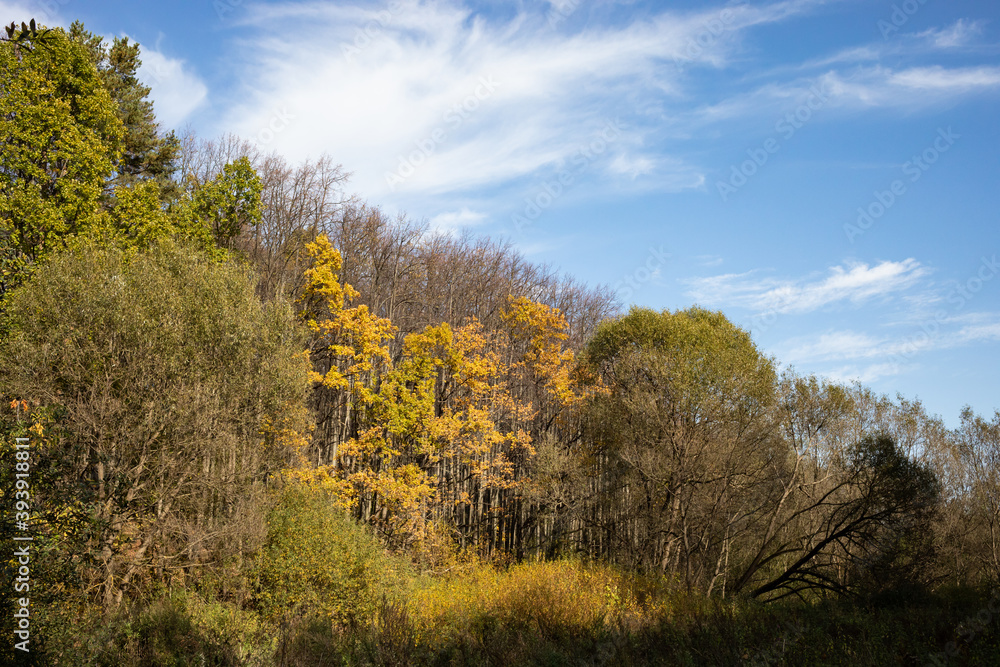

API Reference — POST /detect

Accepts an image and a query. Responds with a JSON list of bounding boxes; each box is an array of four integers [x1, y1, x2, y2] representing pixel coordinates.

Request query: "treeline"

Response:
[[200, 108, 1000, 603], [1, 19, 999, 665]]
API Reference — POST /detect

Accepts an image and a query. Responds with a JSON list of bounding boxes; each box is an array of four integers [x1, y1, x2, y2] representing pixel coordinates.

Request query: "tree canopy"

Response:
[[0, 19, 997, 665], [0, 239, 312, 606]]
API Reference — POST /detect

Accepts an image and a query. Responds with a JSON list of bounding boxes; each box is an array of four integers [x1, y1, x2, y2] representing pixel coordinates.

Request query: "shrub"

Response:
[[34, 590, 275, 667], [252, 483, 401, 625]]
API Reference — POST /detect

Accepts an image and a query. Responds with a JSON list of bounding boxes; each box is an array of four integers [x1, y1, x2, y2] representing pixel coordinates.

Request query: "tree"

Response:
[[68, 21, 181, 197], [0, 239, 312, 608], [253, 483, 395, 624], [744, 434, 939, 602], [0, 23, 124, 294], [0, 21, 229, 311], [343, 318, 534, 553], [582, 306, 777, 588], [295, 232, 395, 469], [953, 408, 1000, 585], [180, 156, 263, 251]]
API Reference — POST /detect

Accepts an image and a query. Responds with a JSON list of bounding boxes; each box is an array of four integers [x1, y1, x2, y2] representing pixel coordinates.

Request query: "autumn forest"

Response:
[[1, 21, 999, 666]]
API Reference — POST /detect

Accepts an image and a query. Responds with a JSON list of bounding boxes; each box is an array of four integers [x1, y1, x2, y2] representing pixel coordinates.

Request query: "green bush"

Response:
[[0, 238, 313, 608], [32, 590, 274, 667], [253, 483, 401, 625]]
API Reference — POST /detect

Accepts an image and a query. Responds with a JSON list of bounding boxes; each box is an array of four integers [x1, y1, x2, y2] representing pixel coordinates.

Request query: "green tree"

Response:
[[0, 21, 226, 312], [0, 23, 124, 288], [0, 239, 313, 608], [583, 306, 777, 587], [68, 21, 181, 197], [183, 156, 263, 250], [253, 483, 396, 625]]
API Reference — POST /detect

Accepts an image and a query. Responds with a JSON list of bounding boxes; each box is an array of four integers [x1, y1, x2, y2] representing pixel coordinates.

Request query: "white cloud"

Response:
[[212, 0, 826, 206], [137, 47, 208, 130], [794, 19, 985, 71], [608, 153, 657, 179], [686, 63, 1000, 128], [888, 65, 1000, 92], [685, 259, 927, 314], [917, 19, 984, 49], [779, 328, 943, 364], [182, 0, 1000, 227], [782, 331, 887, 364], [816, 64, 1000, 110], [773, 315, 1000, 377], [821, 362, 908, 384], [956, 322, 1000, 344], [696, 254, 724, 268], [428, 207, 487, 234], [0, 1, 63, 27]]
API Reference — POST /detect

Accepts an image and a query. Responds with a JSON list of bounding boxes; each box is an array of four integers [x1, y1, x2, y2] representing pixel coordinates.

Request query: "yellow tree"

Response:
[[342, 319, 534, 553], [501, 296, 597, 557], [293, 242, 588, 560], [503, 295, 588, 418], [295, 233, 395, 474]]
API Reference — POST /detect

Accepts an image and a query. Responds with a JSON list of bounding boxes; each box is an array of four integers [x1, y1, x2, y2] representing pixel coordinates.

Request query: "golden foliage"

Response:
[[298, 233, 395, 402], [293, 236, 594, 558], [503, 295, 581, 407], [406, 560, 670, 646]]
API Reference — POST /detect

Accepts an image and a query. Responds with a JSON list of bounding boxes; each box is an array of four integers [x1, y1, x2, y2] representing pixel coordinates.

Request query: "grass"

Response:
[[25, 560, 1000, 666], [12, 484, 998, 667]]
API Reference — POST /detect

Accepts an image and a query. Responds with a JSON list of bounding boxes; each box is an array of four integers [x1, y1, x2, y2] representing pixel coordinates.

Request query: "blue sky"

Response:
[[8, 0, 999, 426]]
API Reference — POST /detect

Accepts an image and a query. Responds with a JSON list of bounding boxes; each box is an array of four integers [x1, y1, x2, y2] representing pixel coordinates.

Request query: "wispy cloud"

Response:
[[819, 64, 1000, 109], [688, 64, 1000, 126], [916, 19, 985, 49], [137, 46, 208, 129], [887, 65, 1000, 92], [428, 206, 487, 234], [211, 0, 827, 205], [782, 331, 888, 363], [685, 259, 927, 314], [775, 317, 1000, 372], [779, 328, 942, 365], [696, 254, 725, 268], [796, 19, 987, 70], [955, 322, 1000, 344], [821, 362, 909, 384], [190, 0, 1000, 229]]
